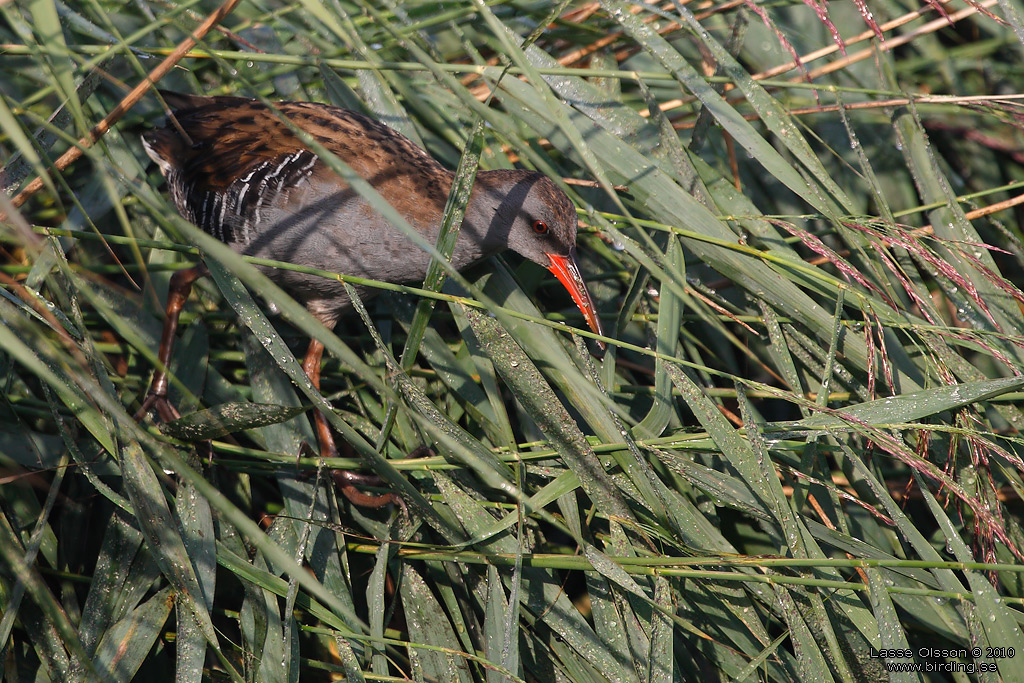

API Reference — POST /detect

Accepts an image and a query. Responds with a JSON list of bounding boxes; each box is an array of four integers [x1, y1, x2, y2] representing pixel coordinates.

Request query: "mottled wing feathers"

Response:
[[143, 91, 449, 245]]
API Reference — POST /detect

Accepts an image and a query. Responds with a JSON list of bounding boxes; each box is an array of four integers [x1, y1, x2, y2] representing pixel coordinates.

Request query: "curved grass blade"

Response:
[[92, 586, 173, 683], [463, 305, 633, 522], [797, 376, 1024, 429], [865, 569, 920, 683], [160, 402, 308, 442]]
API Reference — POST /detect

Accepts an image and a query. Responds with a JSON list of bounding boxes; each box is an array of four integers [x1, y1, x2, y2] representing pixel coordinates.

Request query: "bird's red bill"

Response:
[[546, 249, 605, 347]]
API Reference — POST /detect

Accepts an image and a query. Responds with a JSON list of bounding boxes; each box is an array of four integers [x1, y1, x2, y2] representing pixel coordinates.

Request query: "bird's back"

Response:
[[144, 92, 467, 323], [143, 91, 453, 247]]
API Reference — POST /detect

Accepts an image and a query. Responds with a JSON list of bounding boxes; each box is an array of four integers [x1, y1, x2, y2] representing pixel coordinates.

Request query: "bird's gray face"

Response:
[[502, 175, 578, 266], [502, 175, 604, 342]]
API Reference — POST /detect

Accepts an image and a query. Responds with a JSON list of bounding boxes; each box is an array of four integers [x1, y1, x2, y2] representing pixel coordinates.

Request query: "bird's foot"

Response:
[[325, 447, 438, 518], [134, 390, 182, 423], [135, 390, 214, 463], [300, 441, 408, 516], [331, 469, 407, 517], [304, 409, 408, 516]]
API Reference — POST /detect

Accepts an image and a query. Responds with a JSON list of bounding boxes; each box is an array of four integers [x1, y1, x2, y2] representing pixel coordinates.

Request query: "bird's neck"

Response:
[[458, 169, 534, 261]]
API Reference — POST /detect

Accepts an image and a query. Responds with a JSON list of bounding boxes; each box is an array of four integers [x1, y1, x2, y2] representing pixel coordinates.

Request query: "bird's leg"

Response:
[[135, 264, 209, 423], [302, 338, 404, 512]]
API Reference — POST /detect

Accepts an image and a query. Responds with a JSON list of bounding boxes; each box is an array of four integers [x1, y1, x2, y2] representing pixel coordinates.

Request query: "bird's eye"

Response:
[[532, 220, 549, 234]]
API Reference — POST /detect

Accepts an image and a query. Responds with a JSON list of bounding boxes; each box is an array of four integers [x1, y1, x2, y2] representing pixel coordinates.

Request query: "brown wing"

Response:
[[143, 91, 449, 244]]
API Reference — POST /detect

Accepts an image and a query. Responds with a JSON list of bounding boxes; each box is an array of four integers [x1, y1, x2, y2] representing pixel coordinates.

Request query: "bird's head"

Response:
[[478, 171, 604, 345]]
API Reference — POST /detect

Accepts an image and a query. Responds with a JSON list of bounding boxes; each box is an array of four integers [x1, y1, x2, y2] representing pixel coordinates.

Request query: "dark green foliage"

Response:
[[2, 1, 1024, 680]]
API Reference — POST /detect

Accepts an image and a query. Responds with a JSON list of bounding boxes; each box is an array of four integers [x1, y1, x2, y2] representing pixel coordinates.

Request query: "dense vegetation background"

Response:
[[3, 0, 1024, 680]]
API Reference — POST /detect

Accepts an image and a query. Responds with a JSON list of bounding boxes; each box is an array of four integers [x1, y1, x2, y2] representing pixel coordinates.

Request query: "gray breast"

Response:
[[235, 175, 497, 319]]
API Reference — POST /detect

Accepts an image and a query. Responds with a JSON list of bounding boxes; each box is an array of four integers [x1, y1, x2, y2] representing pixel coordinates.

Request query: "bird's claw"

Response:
[[134, 391, 182, 423], [295, 458, 408, 517], [330, 468, 408, 518]]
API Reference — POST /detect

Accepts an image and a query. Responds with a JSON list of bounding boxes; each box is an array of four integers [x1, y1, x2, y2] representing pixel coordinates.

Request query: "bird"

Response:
[[137, 90, 604, 510]]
